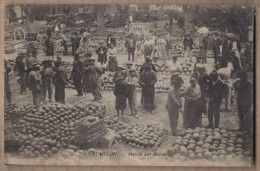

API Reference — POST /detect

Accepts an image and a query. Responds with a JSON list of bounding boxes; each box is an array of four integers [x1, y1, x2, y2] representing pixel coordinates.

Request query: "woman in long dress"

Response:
[[156, 35, 168, 60], [139, 64, 157, 113], [181, 77, 202, 129], [107, 44, 118, 72], [144, 36, 155, 58]]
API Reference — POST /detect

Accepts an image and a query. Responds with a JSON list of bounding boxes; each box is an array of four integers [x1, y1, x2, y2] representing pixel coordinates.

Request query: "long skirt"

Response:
[[116, 95, 126, 110], [158, 45, 168, 60], [55, 86, 65, 104], [183, 98, 202, 128], [107, 56, 118, 72], [142, 86, 155, 111]]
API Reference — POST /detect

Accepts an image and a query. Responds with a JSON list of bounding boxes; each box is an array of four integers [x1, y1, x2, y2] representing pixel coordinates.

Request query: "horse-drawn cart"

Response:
[[13, 24, 37, 41]]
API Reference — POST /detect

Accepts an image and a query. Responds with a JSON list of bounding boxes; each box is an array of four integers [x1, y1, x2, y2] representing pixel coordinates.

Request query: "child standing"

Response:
[[114, 77, 128, 118], [126, 69, 139, 118]]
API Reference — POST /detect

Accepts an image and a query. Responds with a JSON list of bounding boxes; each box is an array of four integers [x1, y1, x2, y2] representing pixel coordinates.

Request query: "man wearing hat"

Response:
[[199, 33, 208, 64], [222, 33, 233, 64], [125, 33, 136, 61], [28, 63, 42, 111], [15, 50, 27, 95], [114, 76, 128, 118], [71, 54, 84, 96], [212, 32, 221, 64], [96, 41, 107, 66], [41, 59, 54, 102], [196, 64, 210, 115], [88, 57, 103, 101], [54, 60, 68, 104], [183, 33, 194, 61], [71, 32, 80, 55], [124, 62, 133, 78], [166, 76, 183, 135], [207, 71, 227, 128], [126, 68, 138, 117], [233, 70, 252, 130], [140, 57, 156, 73], [45, 36, 54, 58], [114, 65, 126, 84]]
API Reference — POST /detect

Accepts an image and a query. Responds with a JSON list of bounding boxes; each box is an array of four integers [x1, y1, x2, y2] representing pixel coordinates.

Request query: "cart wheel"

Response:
[[14, 27, 26, 40]]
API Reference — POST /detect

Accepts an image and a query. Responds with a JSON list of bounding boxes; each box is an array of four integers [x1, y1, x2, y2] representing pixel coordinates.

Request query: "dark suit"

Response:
[[222, 39, 232, 63], [212, 37, 221, 63], [72, 60, 84, 95], [207, 79, 227, 128], [183, 37, 193, 51], [107, 37, 116, 48], [96, 46, 107, 65]]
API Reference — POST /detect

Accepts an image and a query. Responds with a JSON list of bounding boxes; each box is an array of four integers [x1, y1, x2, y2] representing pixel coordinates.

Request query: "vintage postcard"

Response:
[[3, 4, 255, 166]]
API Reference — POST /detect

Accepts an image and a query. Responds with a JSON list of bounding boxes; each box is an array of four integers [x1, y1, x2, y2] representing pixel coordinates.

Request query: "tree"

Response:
[[95, 5, 106, 28]]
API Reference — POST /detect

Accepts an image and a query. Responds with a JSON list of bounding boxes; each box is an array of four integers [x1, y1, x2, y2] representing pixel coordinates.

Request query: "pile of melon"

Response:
[[180, 61, 193, 76], [104, 115, 128, 132], [5, 102, 106, 158], [5, 102, 34, 121], [116, 123, 167, 149], [101, 72, 115, 91], [167, 127, 253, 161]]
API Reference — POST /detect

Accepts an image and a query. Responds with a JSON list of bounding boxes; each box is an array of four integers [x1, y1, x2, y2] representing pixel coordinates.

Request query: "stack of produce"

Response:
[[116, 123, 167, 149], [154, 73, 171, 93], [167, 127, 253, 161], [169, 44, 184, 57], [104, 115, 128, 132], [72, 116, 107, 145], [180, 61, 193, 76], [5, 102, 106, 158], [101, 72, 115, 90], [73, 101, 106, 119], [4, 122, 25, 150], [4, 102, 34, 121]]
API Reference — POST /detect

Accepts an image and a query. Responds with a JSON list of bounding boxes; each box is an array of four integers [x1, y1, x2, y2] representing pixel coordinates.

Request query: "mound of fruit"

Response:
[[5, 102, 106, 158], [167, 127, 253, 161], [104, 115, 128, 132], [5, 102, 34, 121], [4, 122, 26, 150], [116, 123, 167, 149], [74, 101, 106, 118], [101, 72, 115, 91]]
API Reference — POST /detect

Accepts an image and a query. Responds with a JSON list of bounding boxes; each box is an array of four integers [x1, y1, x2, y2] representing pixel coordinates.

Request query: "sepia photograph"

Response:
[[3, 4, 255, 166]]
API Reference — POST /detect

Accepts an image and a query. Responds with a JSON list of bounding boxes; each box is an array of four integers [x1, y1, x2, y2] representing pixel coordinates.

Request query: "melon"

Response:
[[189, 153, 196, 160], [192, 133, 200, 141], [212, 155, 218, 161], [204, 151, 212, 160], [218, 154, 225, 160]]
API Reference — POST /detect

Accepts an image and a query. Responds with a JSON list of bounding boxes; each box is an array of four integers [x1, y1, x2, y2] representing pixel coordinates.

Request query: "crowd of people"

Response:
[[4, 22, 253, 137]]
